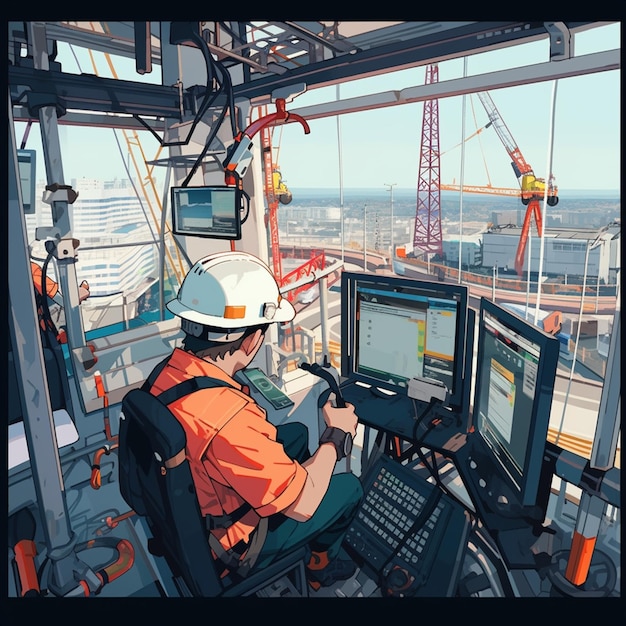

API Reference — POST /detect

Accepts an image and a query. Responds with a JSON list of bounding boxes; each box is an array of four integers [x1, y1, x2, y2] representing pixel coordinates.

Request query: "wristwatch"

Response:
[[319, 427, 353, 460]]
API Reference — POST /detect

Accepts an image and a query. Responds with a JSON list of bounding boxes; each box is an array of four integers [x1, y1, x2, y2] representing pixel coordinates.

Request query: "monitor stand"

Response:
[[454, 439, 555, 569]]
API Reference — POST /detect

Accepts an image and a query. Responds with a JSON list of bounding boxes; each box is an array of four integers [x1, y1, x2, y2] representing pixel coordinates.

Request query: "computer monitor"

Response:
[[341, 271, 469, 411], [471, 298, 559, 509], [171, 185, 241, 239]]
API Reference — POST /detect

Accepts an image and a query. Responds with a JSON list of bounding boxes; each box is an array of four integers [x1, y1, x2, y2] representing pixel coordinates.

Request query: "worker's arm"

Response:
[[282, 400, 358, 522], [51, 281, 90, 306]]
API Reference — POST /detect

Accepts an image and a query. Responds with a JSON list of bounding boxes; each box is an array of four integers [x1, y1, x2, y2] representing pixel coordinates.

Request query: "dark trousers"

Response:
[[250, 422, 363, 571]]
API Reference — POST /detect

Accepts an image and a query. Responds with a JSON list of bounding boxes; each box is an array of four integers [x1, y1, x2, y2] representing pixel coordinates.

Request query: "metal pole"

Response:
[[27, 22, 87, 357], [458, 57, 468, 284], [337, 85, 345, 264], [535, 79, 559, 322], [563, 305, 620, 587], [319, 275, 330, 366], [363, 203, 367, 271], [595, 255, 602, 314], [159, 160, 173, 321], [384, 183, 396, 269], [9, 91, 95, 597]]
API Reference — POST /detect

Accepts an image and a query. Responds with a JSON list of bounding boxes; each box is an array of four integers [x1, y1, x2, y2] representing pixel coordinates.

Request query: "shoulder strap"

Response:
[[156, 375, 238, 407], [141, 355, 171, 391], [142, 356, 239, 406]]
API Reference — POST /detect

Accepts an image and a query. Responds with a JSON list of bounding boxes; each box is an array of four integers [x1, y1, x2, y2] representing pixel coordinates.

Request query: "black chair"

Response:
[[118, 388, 308, 597]]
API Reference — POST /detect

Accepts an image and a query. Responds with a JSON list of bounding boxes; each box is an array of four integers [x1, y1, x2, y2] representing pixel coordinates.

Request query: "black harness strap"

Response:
[[156, 376, 237, 407], [141, 358, 260, 574]]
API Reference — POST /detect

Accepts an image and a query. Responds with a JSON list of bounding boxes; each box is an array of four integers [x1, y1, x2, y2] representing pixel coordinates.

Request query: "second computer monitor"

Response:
[[472, 298, 560, 509], [341, 271, 469, 411]]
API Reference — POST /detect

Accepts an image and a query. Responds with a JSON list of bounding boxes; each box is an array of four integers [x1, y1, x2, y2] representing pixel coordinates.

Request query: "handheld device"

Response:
[[241, 368, 294, 410]]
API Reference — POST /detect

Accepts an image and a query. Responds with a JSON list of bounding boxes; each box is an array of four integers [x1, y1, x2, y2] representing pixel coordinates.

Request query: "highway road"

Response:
[[285, 245, 618, 314]]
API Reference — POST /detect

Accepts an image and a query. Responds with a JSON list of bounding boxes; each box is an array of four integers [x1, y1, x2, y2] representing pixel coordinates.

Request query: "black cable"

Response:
[[378, 488, 443, 590], [129, 28, 229, 149], [239, 190, 251, 224], [37, 248, 58, 347], [409, 398, 478, 517], [181, 94, 229, 188]]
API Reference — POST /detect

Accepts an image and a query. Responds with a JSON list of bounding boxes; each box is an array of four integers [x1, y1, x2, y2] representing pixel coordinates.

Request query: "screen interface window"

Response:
[[475, 310, 542, 491], [173, 188, 238, 237], [354, 282, 459, 392]]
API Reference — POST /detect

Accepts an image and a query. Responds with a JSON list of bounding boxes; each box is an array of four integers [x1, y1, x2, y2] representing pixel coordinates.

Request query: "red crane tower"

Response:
[[476, 91, 559, 276], [413, 64, 443, 257]]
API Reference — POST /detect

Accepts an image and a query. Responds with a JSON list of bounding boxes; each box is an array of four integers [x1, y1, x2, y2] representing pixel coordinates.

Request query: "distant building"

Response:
[[491, 209, 521, 228], [482, 225, 620, 283], [28, 178, 157, 297], [442, 235, 482, 267]]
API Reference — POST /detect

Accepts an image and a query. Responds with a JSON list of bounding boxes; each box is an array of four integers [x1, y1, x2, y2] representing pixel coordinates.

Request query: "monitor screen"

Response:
[[472, 298, 559, 508], [171, 185, 241, 239], [341, 271, 469, 411]]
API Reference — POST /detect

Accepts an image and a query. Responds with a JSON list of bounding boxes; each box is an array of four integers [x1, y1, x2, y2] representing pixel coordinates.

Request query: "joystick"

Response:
[[382, 565, 413, 597]]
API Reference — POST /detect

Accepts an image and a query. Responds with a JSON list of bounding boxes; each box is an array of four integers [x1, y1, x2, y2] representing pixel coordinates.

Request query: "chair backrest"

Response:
[[118, 387, 224, 596]]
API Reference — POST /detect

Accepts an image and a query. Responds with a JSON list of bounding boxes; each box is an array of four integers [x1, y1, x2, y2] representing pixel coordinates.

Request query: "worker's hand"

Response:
[[78, 280, 90, 303], [322, 399, 358, 439]]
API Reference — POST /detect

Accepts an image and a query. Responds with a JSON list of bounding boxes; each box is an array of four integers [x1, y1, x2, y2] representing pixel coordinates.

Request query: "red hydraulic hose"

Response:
[[90, 443, 119, 490], [13, 540, 40, 597], [73, 537, 135, 595]]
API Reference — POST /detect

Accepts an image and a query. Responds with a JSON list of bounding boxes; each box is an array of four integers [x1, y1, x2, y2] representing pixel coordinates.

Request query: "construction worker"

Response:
[[30, 260, 90, 344], [148, 250, 362, 590]]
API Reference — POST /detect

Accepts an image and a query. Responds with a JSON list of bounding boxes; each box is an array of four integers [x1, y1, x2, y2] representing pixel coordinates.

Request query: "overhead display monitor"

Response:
[[171, 185, 241, 240], [341, 271, 469, 412]]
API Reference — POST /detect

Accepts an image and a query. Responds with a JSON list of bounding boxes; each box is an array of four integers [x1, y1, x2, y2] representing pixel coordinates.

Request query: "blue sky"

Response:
[[14, 22, 620, 193]]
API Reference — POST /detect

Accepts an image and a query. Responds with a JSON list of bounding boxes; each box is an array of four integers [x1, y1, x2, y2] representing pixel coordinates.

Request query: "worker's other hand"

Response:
[[322, 400, 358, 439], [78, 281, 90, 303]]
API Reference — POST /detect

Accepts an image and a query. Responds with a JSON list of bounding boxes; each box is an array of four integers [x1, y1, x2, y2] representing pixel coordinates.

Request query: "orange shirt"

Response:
[[31, 262, 59, 333], [149, 348, 308, 552], [31, 261, 58, 299]]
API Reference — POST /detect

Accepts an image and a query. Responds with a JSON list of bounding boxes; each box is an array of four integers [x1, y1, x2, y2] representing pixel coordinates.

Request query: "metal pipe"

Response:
[[159, 161, 173, 321], [278, 260, 343, 294], [458, 56, 468, 284], [319, 275, 330, 365], [9, 88, 87, 597], [534, 79, 559, 321], [384, 183, 396, 270], [28, 22, 87, 355], [337, 84, 345, 264], [363, 203, 367, 271]]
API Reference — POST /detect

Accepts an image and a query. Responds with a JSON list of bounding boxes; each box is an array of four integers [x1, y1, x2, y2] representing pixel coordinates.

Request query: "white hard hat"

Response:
[[166, 251, 295, 338]]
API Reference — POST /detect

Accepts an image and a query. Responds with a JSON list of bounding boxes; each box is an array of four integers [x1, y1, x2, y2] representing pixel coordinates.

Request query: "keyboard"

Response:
[[344, 455, 469, 597]]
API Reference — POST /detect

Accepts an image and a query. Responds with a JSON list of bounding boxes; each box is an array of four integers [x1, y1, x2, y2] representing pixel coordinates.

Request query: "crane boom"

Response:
[[476, 91, 533, 179], [476, 91, 559, 276]]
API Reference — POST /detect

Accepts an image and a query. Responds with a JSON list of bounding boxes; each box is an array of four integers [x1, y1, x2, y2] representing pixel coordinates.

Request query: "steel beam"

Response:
[[9, 64, 183, 119], [286, 49, 620, 121]]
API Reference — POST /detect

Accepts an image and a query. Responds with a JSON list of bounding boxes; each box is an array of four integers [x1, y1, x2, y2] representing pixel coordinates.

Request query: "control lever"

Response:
[[298, 362, 346, 408]]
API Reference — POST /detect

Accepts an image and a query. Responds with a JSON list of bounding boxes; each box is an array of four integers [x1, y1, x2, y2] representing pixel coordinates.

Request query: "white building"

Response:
[[482, 225, 620, 284], [442, 234, 482, 267], [28, 178, 158, 298]]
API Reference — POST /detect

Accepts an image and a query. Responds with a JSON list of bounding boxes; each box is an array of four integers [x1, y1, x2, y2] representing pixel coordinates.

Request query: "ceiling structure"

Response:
[[8, 21, 618, 130]]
